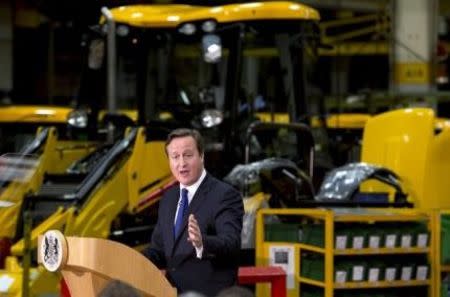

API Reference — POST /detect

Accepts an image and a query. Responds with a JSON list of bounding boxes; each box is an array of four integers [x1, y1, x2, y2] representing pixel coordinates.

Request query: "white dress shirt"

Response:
[[175, 169, 207, 258]]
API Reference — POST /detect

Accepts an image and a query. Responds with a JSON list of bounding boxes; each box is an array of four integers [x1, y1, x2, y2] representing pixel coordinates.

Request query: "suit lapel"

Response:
[[171, 174, 212, 252], [166, 187, 179, 254], [187, 174, 212, 214]]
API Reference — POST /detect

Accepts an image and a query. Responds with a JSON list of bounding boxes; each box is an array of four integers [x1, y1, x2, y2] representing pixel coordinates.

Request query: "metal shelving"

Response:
[[255, 208, 435, 297]]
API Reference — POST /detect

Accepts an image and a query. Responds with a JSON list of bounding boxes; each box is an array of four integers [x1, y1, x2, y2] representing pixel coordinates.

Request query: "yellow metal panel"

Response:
[[422, 124, 450, 209], [319, 41, 389, 56], [255, 112, 290, 123], [0, 105, 72, 123], [311, 113, 371, 129], [71, 150, 131, 238], [360, 108, 434, 207], [48, 140, 98, 173], [0, 202, 22, 238], [10, 207, 74, 255], [361, 108, 450, 210], [126, 131, 171, 212], [394, 63, 431, 84], [108, 2, 320, 28], [0, 127, 57, 238], [0, 260, 60, 297]]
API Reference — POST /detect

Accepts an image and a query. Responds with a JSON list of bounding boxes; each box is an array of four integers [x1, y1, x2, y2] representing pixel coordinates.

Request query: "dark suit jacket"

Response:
[[143, 173, 244, 296]]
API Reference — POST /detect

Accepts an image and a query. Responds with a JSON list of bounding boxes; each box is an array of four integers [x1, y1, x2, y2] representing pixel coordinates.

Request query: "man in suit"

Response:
[[143, 128, 244, 296]]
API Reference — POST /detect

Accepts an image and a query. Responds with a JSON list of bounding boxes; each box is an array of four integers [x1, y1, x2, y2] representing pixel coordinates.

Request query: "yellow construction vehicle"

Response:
[[0, 105, 101, 271], [0, 2, 324, 295], [0, 105, 97, 171], [357, 107, 450, 210], [1, 126, 173, 296]]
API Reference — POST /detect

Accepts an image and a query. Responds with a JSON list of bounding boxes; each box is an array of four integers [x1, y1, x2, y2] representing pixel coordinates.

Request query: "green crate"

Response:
[[265, 223, 301, 242], [335, 225, 352, 250], [383, 228, 400, 248], [384, 263, 400, 281], [399, 264, 415, 281], [349, 261, 368, 282], [367, 261, 385, 282], [350, 227, 369, 249], [441, 281, 448, 297], [415, 264, 429, 280], [301, 289, 323, 297], [367, 226, 384, 249], [442, 215, 450, 264], [335, 261, 352, 283], [397, 223, 429, 248], [301, 224, 325, 247], [398, 225, 415, 248], [301, 254, 324, 281], [411, 223, 429, 247]]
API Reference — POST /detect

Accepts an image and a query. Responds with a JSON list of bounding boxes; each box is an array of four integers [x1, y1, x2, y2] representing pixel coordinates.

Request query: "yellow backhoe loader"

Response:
[[0, 1, 325, 295]]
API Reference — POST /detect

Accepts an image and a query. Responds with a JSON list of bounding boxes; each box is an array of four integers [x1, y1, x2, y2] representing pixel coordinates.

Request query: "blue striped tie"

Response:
[[174, 188, 189, 239]]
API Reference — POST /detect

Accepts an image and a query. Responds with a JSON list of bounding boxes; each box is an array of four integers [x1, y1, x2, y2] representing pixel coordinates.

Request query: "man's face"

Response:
[[167, 136, 204, 186]]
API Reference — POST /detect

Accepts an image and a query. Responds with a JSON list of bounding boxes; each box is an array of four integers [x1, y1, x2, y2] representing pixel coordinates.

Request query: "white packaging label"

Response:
[[401, 266, 412, 281], [416, 266, 428, 280], [401, 235, 412, 248], [335, 235, 347, 250], [385, 267, 397, 281], [369, 236, 380, 248], [335, 271, 347, 283], [368, 268, 380, 282], [352, 265, 364, 281], [269, 246, 295, 289], [417, 234, 428, 247], [352, 236, 364, 249], [385, 234, 397, 248]]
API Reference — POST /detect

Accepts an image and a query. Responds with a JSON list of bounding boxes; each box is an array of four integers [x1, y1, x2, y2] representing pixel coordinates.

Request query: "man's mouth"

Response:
[[179, 170, 189, 176]]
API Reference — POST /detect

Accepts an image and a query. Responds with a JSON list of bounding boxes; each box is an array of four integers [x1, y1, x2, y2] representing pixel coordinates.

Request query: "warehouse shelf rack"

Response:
[[255, 208, 436, 297]]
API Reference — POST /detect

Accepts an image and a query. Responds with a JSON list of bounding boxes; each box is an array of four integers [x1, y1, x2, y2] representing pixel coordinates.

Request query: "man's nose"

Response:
[[180, 156, 189, 165]]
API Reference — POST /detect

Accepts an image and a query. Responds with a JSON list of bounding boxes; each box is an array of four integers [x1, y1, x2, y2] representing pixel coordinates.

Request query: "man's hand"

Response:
[[187, 214, 203, 249]]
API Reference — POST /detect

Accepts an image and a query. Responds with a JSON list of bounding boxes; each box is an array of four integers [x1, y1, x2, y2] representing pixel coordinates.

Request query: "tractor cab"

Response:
[[81, 1, 321, 177]]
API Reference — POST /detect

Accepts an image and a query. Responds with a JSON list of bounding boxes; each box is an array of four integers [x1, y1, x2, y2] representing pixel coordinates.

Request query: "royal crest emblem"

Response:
[[40, 230, 67, 272]]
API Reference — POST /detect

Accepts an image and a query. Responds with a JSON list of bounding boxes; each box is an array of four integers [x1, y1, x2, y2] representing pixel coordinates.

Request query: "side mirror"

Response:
[[202, 34, 222, 63]]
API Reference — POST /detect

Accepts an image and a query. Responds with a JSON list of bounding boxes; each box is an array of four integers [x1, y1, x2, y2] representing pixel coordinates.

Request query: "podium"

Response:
[[37, 230, 176, 297]]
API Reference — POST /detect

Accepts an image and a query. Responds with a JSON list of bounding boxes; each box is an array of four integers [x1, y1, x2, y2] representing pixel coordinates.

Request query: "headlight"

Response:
[[178, 23, 196, 35], [201, 20, 216, 33], [202, 34, 222, 63], [116, 25, 129, 37], [200, 109, 223, 128], [67, 109, 88, 128]]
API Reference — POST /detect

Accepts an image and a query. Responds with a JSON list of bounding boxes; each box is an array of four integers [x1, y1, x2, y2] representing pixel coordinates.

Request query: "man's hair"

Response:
[[165, 128, 204, 156]]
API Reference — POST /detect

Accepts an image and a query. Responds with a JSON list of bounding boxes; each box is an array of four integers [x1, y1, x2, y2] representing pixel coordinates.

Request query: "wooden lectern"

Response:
[[37, 230, 176, 297]]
